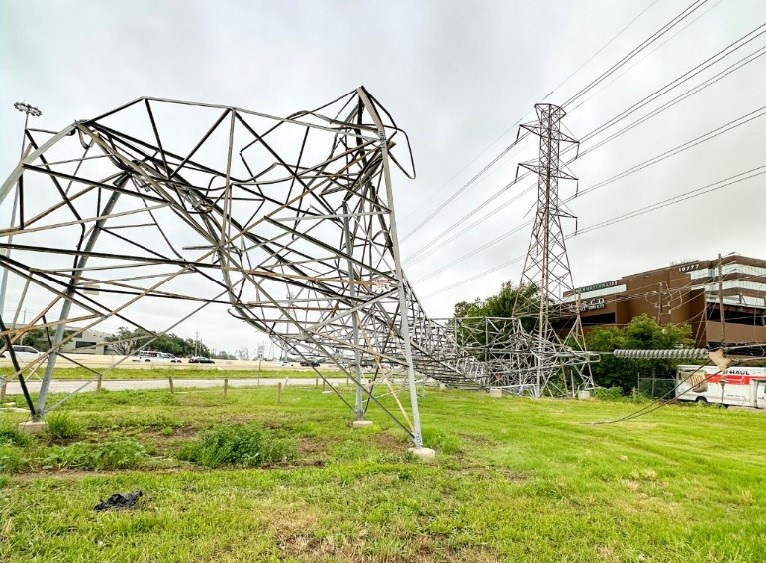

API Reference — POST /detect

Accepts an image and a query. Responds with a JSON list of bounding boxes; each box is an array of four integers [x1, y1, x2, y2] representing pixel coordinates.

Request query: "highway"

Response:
[[2, 377, 364, 396]]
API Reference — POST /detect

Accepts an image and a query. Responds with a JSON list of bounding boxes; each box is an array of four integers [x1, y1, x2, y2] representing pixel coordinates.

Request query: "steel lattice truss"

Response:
[[0, 90, 601, 447], [511, 103, 597, 396], [0, 87, 505, 446]]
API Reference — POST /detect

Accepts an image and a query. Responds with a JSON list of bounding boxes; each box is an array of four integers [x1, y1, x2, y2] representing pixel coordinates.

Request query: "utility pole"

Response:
[[0, 102, 42, 315]]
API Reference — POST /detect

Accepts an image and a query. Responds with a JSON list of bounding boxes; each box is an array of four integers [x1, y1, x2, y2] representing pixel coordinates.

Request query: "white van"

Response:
[[676, 365, 766, 408]]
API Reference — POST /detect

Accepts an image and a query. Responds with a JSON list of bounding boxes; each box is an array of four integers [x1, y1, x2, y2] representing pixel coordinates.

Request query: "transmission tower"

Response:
[[512, 103, 594, 396]]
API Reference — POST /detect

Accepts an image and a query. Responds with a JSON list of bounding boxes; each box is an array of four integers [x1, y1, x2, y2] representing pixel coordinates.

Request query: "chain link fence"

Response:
[[637, 376, 676, 399]]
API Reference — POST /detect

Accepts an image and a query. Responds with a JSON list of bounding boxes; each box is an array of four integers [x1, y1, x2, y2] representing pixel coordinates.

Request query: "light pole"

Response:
[[0, 102, 42, 317]]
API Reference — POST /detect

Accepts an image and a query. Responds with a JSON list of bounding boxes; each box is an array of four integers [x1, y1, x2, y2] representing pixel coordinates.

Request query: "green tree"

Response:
[[106, 327, 211, 358], [17, 328, 75, 352], [453, 281, 540, 360], [454, 281, 539, 321], [586, 315, 692, 392]]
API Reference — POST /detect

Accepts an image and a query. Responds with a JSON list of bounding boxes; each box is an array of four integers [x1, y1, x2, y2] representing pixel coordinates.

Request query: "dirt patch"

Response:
[[448, 466, 528, 482], [370, 431, 408, 451], [296, 436, 330, 457], [10, 466, 202, 481]]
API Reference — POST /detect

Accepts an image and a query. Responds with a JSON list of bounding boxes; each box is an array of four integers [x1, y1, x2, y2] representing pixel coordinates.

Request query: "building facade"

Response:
[[561, 254, 766, 348]]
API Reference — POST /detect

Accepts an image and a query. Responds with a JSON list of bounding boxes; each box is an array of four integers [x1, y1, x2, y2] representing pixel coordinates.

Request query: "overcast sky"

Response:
[[3, 0, 766, 355]]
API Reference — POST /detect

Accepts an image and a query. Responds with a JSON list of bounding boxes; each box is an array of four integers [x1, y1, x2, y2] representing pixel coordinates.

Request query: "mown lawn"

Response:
[[1, 386, 765, 562]]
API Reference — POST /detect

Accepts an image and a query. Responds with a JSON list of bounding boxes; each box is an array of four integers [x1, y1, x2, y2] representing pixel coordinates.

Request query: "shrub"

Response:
[[42, 437, 147, 470], [594, 386, 626, 401], [178, 422, 296, 468], [0, 423, 29, 447], [0, 444, 28, 473], [46, 412, 83, 441]]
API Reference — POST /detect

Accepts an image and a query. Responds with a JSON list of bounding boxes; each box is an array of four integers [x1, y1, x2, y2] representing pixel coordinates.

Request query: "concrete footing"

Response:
[[577, 390, 592, 400], [438, 383, 446, 391], [351, 420, 374, 429], [408, 446, 436, 460], [489, 388, 503, 398], [18, 420, 48, 434]]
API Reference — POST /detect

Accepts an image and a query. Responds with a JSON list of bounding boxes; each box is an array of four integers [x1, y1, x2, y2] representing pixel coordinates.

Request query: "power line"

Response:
[[542, 0, 661, 101], [572, 165, 766, 236], [563, 0, 710, 107], [415, 220, 533, 283], [404, 30, 766, 267], [420, 165, 765, 299], [399, 0, 665, 240], [415, 103, 766, 279], [401, 131, 531, 242], [579, 21, 766, 148], [569, 0, 726, 112], [568, 103, 766, 201]]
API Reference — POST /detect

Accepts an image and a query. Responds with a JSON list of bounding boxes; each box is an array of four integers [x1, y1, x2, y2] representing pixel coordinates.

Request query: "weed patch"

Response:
[[178, 422, 296, 468], [45, 412, 83, 441], [42, 437, 148, 470]]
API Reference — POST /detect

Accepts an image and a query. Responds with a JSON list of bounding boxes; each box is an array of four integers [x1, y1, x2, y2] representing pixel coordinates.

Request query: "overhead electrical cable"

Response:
[[415, 220, 533, 283], [401, 131, 531, 242], [420, 165, 766, 298], [566, 103, 766, 201], [569, 0, 726, 112], [579, 44, 766, 157], [571, 164, 766, 236], [562, 0, 710, 107], [404, 27, 766, 267], [399, 0, 664, 240], [542, 0, 661, 101], [579, 21, 766, 146]]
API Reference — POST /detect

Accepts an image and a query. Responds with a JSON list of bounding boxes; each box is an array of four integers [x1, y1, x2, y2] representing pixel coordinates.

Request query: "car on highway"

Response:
[[159, 353, 182, 363], [130, 351, 182, 363], [0, 345, 43, 361], [189, 356, 215, 364], [300, 360, 320, 367]]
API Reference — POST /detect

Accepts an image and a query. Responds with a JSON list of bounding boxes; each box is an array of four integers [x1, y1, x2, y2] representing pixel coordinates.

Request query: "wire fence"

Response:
[[637, 376, 676, 399]]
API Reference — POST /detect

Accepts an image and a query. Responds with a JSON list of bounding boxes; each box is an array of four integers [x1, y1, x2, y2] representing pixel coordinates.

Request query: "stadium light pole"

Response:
[[0, 102, 42, 316]]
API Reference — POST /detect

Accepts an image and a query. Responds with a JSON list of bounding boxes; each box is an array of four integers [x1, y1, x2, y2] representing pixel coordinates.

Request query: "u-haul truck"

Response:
[[676, 365, 766, 408]]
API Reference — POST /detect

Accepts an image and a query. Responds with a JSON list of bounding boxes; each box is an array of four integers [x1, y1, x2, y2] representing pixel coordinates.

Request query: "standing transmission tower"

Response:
[[512, 103, 595, 397]]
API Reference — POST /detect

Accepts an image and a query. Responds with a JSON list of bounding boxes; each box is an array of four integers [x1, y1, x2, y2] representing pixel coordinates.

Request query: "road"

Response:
[[2, 377, 365, 396]]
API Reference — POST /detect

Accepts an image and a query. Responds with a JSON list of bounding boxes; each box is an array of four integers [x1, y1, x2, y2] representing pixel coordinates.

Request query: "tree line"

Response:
[[17, 326, 237, 360]]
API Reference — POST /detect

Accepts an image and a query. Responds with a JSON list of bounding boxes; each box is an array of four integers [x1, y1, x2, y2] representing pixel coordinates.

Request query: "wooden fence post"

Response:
[[168, 376, 174, 393], [224, 377, 229, 397], [277, 382, 283, 404]]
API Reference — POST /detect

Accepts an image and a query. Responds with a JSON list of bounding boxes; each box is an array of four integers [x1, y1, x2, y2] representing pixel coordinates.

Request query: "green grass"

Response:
[[1, 386, 765, 561], [0, 366, 347, 380]]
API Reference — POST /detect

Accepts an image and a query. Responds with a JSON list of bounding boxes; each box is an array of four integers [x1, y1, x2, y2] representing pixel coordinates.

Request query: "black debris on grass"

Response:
[[94, 491, 143, 511]]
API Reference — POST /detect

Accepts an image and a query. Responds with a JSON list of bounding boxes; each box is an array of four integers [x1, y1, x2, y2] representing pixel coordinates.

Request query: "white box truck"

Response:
[[676, 365, 766, 408]]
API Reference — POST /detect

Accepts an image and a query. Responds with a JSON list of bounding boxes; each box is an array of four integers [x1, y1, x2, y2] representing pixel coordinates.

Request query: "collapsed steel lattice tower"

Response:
[[510, 103, 596, 396], [0, 87, 493, 446]]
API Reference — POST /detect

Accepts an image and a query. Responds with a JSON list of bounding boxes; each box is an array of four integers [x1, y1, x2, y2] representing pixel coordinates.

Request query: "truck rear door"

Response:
[[756, 381, 766, 409]]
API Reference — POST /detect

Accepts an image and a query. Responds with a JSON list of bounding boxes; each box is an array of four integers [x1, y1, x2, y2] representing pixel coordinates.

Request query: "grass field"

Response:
[[0, 366, 344, 380], [1, 386, 765, 562]]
